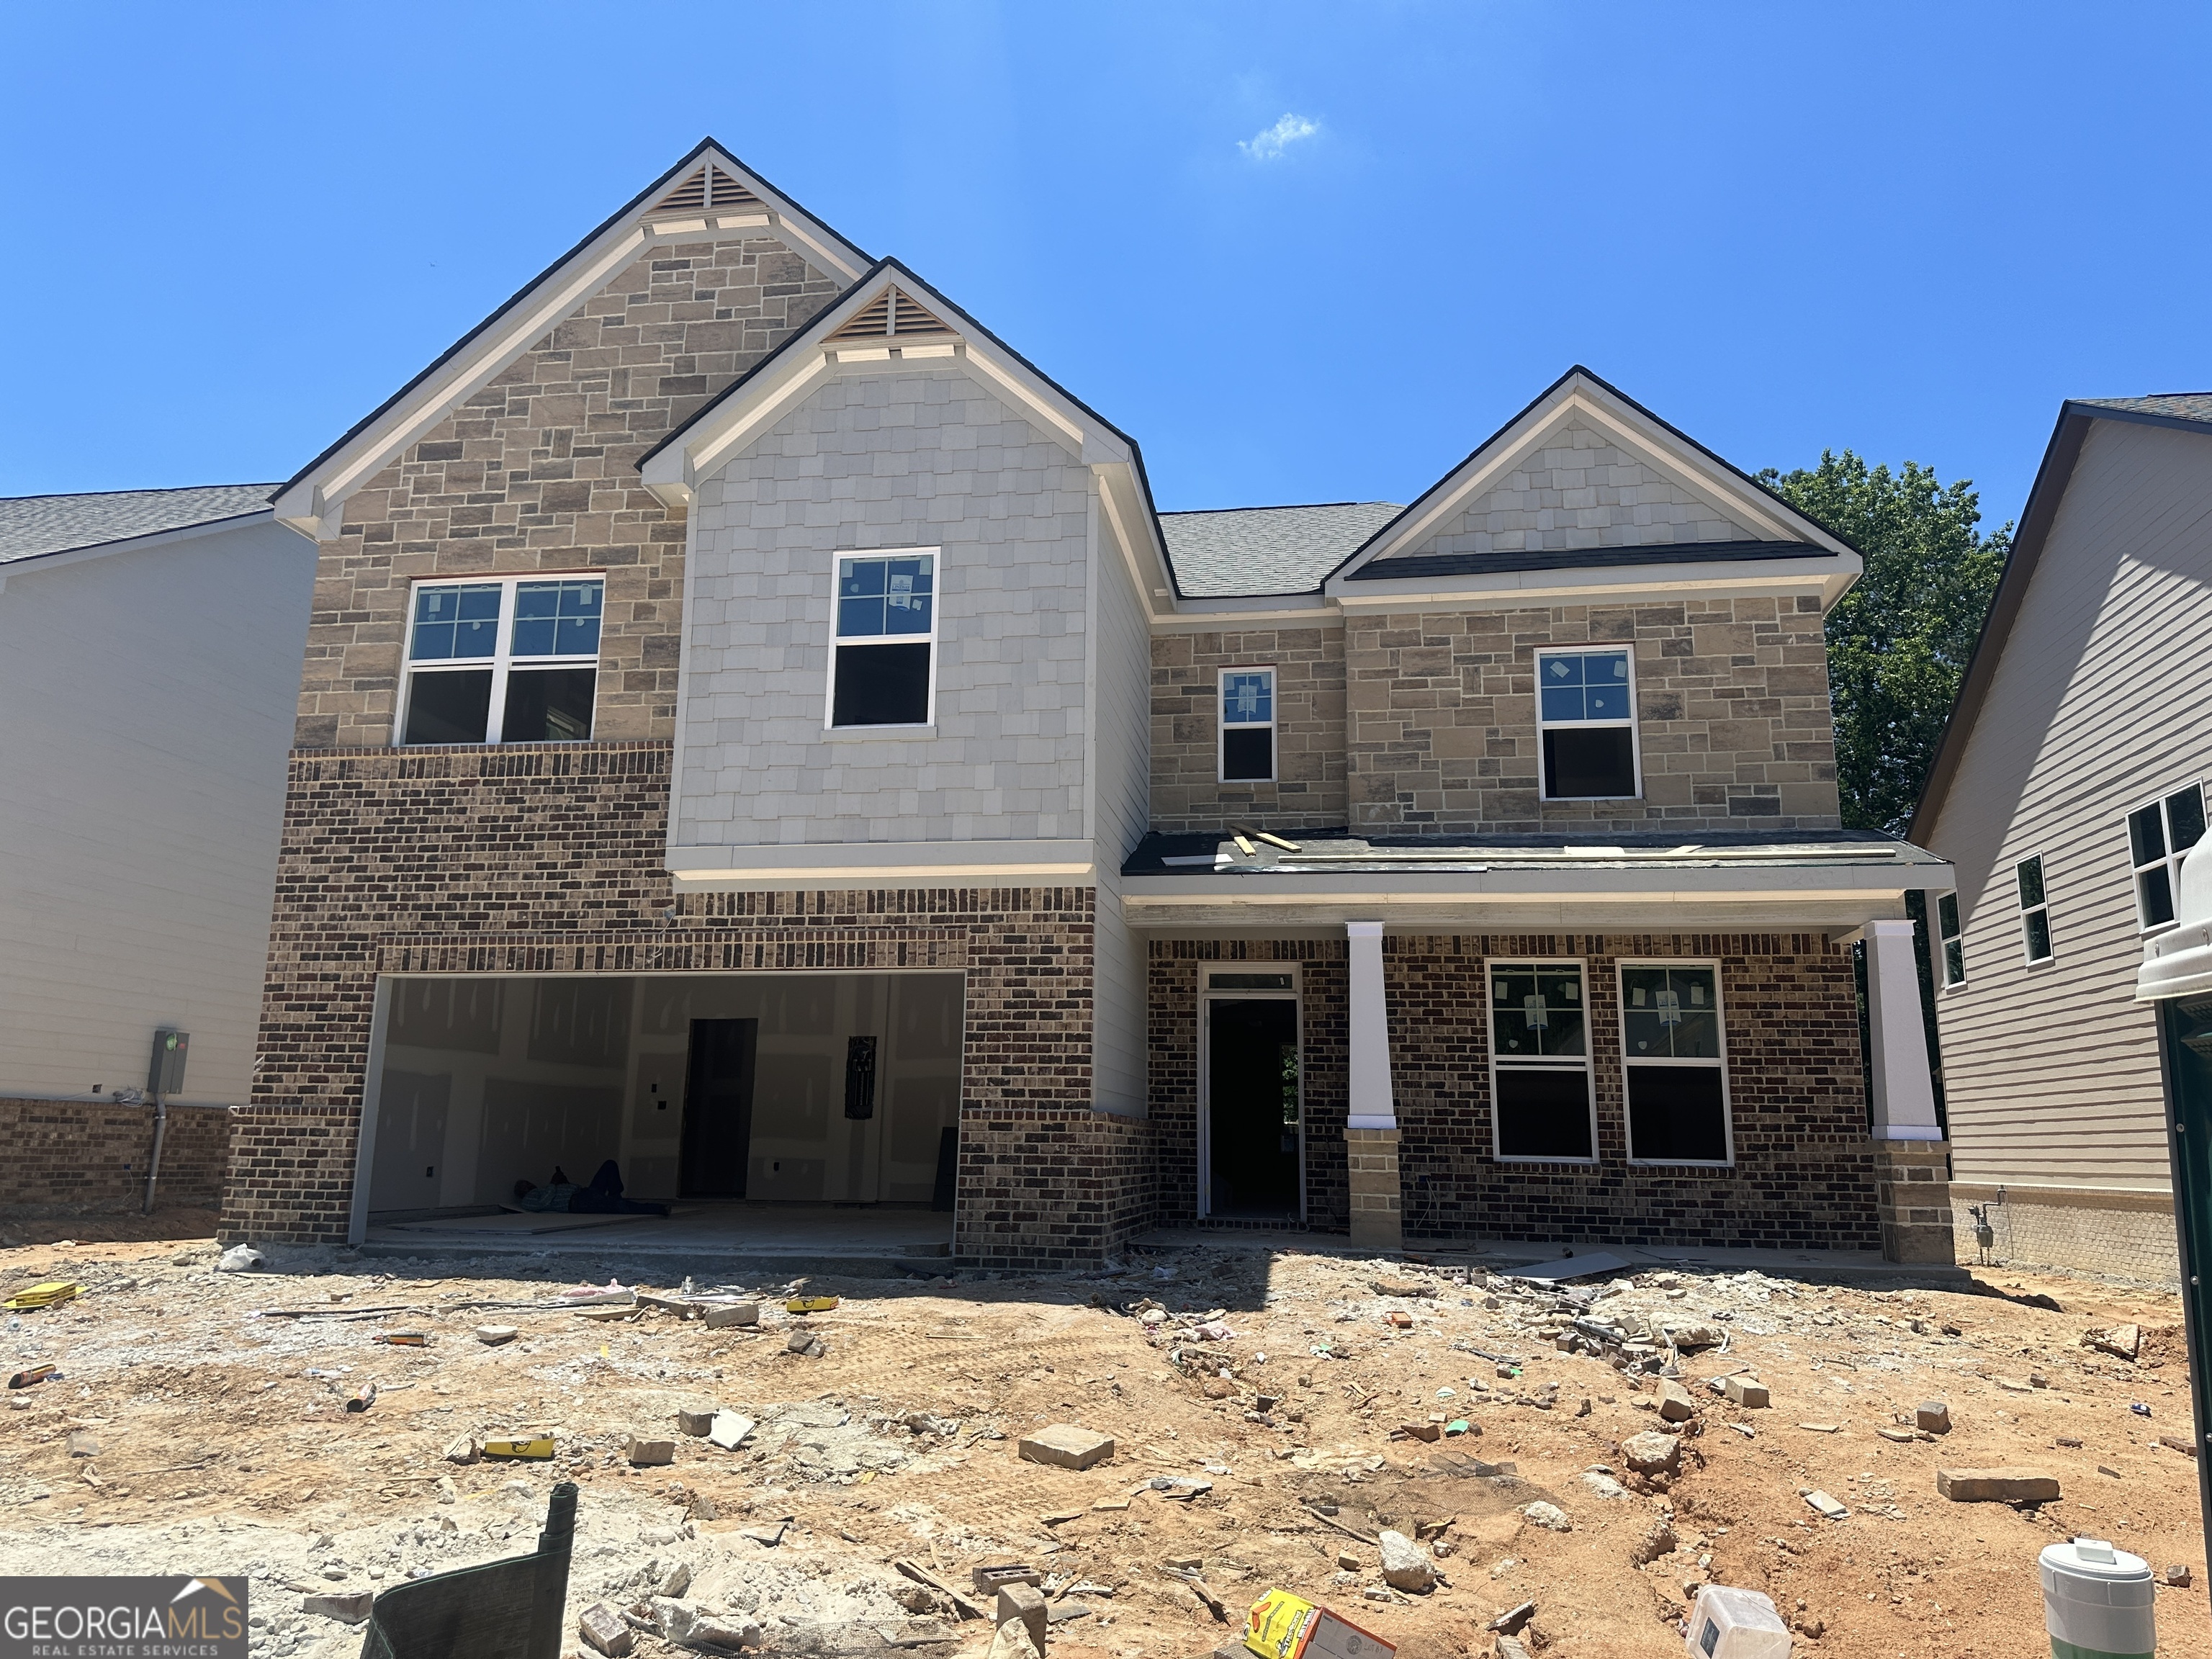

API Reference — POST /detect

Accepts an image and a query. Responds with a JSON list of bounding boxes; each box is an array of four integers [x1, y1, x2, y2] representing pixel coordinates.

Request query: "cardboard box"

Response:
[[1244, 1590, 1395, 1659]]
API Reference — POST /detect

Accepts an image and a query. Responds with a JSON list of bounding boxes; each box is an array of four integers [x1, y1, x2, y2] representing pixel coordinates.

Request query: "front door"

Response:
[[680, 1018, 757, 1198], [1202, 993, 1303, 1219]]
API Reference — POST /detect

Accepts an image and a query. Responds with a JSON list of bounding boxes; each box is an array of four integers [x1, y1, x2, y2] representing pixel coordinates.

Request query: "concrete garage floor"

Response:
[[362, 1200, 953, 1277]]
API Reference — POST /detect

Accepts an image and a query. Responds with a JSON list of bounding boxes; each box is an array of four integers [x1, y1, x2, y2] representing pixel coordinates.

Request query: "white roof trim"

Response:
[[272, 147, 868, 542], [1326, 374, 1856, 591]]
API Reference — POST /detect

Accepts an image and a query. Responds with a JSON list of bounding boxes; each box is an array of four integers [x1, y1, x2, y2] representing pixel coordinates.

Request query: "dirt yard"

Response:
[[0, 1232, 2205, 1658]]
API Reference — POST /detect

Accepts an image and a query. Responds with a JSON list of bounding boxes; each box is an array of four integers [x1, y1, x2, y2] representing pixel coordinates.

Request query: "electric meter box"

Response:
[[147, 1029, 189, 1097]]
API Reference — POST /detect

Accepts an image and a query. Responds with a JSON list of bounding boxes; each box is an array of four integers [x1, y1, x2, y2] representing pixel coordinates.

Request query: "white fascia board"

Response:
[[668, 840, 1096, 890], [0, 508, 279, 587], [1328, 554, 1856, 613], [1123, 894, 1912, 932], [1120, 864, 1948, 904], [1094, 466, 1177, 622], [649, 347, 837, 508], [1154, 594, 1335, 628]]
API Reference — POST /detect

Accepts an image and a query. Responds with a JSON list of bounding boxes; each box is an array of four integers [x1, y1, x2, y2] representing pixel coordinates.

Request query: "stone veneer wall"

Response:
[[293, 236, 845, 749], [0, 1097, 231, 1216], [1148, 932, 1879, 1251], [228, 739, 1150, 1266], [1150, 622, 1348, 832], [1344, 598, 1840, 834]]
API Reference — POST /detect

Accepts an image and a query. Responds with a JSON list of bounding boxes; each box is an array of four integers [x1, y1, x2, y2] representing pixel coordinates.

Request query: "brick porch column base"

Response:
[[1875, 1140, 1956, 1266], [1344, 1127, 1403, 1252]]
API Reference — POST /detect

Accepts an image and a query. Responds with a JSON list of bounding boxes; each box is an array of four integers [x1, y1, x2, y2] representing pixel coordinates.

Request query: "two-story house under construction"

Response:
[[228, 141, 1957, 1268]]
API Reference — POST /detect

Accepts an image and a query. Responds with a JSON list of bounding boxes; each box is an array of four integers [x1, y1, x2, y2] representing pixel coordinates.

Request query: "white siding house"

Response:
[[0, 487, 315, 1107]]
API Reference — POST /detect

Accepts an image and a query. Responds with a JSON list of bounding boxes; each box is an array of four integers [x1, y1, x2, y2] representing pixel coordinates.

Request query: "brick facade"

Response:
[[1148, 931, 1879, 1252], [294, 236, 844, 750], [230, 738, 1148, 1262], [0, 1097, 230, 1216]]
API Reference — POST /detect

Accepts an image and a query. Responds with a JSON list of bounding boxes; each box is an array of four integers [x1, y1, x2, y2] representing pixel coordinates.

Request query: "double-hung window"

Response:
[[2128, 783, 2206, 931], [1220, 668, 1277, 782], [830, 550, 935, 728], [2017, 855, 2054, 963], [1938, 892, 1965, 986], [401, 575, 603, 745], [1619, 962, 1730, 1165], [1488, 961, 1595, 1161], [1536, 646, 1638, 799]]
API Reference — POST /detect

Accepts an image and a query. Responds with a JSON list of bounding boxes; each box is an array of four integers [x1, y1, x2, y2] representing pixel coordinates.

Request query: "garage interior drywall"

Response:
[[364, 971, 963, 1216]]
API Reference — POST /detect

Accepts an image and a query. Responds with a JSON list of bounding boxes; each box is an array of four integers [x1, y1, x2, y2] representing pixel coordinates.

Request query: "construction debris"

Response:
[[1938, 1467, 2062, 1503], [1377, 1529, 1438, 1592], [1018, 1422, 1115, 1470], [577, 1601, 634, 1656], [3, 1280, 81, 1310]]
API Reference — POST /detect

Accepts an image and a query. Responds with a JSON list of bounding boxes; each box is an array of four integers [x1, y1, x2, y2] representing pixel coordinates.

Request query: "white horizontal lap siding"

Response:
[[676, 367, 1092, 848], [1931, 420, 2212, 1194], [0, 521, 315, 1102]]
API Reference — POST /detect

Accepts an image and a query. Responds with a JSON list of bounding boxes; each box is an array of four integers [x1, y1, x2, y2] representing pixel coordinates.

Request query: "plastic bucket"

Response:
[[2041, 1537, 2154, 1659]]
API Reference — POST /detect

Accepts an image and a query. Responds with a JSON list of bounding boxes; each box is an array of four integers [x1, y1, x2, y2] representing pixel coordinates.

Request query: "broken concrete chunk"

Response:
[[64, 1431, 98, 1458], [2161, 1435, 2200, 1460], [1804, 1490, 1849, 1520], [703, 1301, 759, 1328], [1916, 1401, 1951, 1434], [2167, 1564, 2193, 1588], [474, 1324, 518, 1345], [301, 1590, 374, 1624], [1496, 1639, 1533, 1659], [1521, 1501, 1572, 1533], [441, 1434, 478, 1465], [1937, 1467, 2060, 1503], [708, 1411, 756, 1451], [1373, 1276, 1435, 1298], [987, 1619, 1043, 1659], [1621, 1430, 1682, 1477], [1396, 1420, 1441, 1442], [694, 1614, 765, 1649], [2085, 1323, 2141, 1361], [1378, 1529, 1439, 1591], [578, 1602, 635, 1656], [1723, 1376, 1769, 1409], [1657, 1379, 1696, 1423], [1335, 1550, 1359, 1570], [1018, 1422, 1115, 1471], [1580, 1469, 1628, 1499], [997, 1581, 1048, 1650], [676, 1406, 717, 1437], [626, 1437, 676, 1467], [1629, 1518, 1678, 1566]]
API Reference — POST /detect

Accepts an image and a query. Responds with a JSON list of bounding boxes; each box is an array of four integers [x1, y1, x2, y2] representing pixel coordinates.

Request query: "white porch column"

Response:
[[1346, 921, 1396, 1129], [1343, 921, 1403, 1250], [1865, 918, 1942, 1139]]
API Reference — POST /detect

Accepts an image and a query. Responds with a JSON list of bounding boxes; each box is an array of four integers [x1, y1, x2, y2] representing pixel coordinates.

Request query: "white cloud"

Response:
[[1238, 112, 1318, 161]]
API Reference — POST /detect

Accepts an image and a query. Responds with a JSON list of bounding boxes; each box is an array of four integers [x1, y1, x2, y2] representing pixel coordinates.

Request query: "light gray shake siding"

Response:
[[1923, 411, 2212, 1280], [677, 367, 1094, 848], [1089, 493, 1156, 1116]]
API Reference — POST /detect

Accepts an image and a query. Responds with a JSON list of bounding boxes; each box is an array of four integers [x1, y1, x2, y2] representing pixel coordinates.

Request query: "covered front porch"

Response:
[[1122, 829, 1956, 1263]]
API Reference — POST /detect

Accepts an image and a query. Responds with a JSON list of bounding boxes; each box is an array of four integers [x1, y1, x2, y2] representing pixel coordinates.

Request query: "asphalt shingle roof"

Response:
[[0, 485, 275, 565], [2080, 394, 2212, 425], [1157, 500, 1403, 597]]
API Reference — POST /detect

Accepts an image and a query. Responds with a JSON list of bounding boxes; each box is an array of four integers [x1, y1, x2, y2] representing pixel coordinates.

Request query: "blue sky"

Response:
[[3, 3, 2207, 536]]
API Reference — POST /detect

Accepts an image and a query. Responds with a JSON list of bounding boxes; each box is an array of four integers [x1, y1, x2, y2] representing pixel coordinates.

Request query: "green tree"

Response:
[[1756, 452, 2010, 836]]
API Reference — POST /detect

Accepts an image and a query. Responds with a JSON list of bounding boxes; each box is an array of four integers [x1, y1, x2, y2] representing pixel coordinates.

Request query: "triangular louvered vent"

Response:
[[651, 163, 763, 215], [826, 287, 957, 343]]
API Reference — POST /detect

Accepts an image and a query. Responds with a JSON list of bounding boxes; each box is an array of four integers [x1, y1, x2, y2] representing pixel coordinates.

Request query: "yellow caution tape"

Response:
[[482, 1437, 556, 1461], [786, 1296, 840, 1314], [4, 1282, 81, 1310]]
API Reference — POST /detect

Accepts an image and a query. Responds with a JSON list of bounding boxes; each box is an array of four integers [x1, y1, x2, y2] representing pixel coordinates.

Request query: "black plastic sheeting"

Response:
[[358, 1481, 576, 1659]]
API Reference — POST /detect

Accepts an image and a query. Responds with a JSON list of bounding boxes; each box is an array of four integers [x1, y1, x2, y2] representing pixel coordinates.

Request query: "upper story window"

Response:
[[1220, 668, 1277, 783], [1488, 961, 1596, 1162], [1536, 646, 1638, 800], [2017, 854, 2054, 963], [2128, 782, 2206, 931], [1938, 891, 1965, 986], [401, 575, 602, 746], [830, 551, 935, 728]]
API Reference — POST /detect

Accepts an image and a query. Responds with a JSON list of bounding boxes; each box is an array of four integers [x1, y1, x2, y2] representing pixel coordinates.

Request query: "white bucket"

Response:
[[1682, 1586, 1791, 1658], [2041, 1537, 2154, 1659]]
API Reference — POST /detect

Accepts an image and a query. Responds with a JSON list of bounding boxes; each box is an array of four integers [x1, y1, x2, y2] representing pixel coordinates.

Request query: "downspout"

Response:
[[142, 1090, 168, 1215]]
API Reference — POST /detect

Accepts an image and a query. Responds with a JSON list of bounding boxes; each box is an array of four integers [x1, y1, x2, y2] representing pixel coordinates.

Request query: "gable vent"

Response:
[[827, 287, 956, 343], [651, 164, 764, 215]]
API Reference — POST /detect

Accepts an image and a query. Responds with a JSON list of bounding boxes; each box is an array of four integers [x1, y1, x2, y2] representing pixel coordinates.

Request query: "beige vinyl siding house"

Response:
[[1915, 398, 2212, 1282]]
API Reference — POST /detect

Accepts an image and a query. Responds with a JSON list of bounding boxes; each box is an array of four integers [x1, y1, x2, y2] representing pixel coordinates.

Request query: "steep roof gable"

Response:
[[269, 139, 869, 541], [1323, 367, 1858, 597]]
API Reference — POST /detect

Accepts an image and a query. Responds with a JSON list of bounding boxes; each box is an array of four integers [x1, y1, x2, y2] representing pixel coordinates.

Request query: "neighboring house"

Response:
[[227, 139, 1956, 1267], [0, 487, 315, 1210], [1913, 395, 2212, 1284]]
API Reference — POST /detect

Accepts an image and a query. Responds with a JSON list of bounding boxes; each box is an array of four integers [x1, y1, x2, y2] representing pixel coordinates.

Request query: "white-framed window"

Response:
[[1619, 961, 1732, 1166], [828, 549, 937, 729], [2017, 854, 2053, 964], [400, 573, 603, 745], [1535, 644, 1639, 799], [1488, 960, 1596, 1162], [2128, 782, 2207, 932], [1219, 667, 1277, 783], [1938, 891, 1965, 987]]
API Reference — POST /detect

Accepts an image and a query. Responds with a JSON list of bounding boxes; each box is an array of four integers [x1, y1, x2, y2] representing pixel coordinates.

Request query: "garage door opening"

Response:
[[357, 971, 963, 1244]]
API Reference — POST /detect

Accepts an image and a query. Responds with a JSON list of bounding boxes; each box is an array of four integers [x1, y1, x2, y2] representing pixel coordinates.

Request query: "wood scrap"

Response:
[[891, 1559, 985, 1621], [1301, 1504, 1380, 1545]]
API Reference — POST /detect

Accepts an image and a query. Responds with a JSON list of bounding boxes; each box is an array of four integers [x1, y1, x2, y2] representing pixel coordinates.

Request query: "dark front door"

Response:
[[680, 1018, 757, 1198], [1206, 997, 1301, 1218]]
